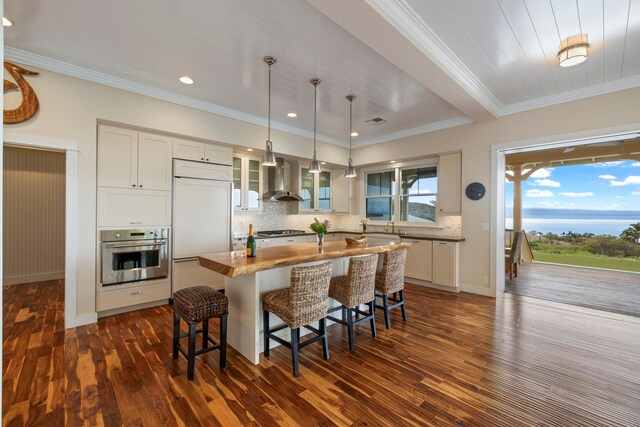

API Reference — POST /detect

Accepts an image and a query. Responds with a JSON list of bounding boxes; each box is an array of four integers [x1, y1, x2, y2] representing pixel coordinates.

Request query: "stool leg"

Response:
[[219, 314, 227, 369], [202, 318, 209, 349], [346, 308, 355, 351], [400, 290, 407, 321], [173, 311, 180, 360], [320, 318, 329, 361], [263, 310, 270, 357], [187, 322, 197, 380], [382, 294, 391, 329], [369, 301, 377, 338], [291, 327, 300, 377]]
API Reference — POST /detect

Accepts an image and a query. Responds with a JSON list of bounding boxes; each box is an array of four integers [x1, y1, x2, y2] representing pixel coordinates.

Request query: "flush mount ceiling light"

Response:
[[558, 35, 589, 68], [345, 95, 357, 178], [287, 112, 297, 118], [308, 78, 322, 174], [261, 56, 277, 166], [179, 76, 194, 84], [3, 17, 13, 27]]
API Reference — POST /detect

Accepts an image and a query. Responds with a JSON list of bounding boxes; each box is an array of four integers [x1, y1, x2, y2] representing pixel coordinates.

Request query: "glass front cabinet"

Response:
[[233, 155, 262, 212], [298, 166, 332, 213]]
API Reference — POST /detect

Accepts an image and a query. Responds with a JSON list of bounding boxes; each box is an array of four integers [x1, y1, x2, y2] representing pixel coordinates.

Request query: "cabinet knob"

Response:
[[139, 184, 143, 188], [132, 184, 136, 187], [206, 158, 210, 162], [201, 157, 204, 161]]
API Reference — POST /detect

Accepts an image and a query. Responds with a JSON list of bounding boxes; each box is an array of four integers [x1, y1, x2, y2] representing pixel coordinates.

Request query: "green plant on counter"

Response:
[[310, 218, 330, 235]]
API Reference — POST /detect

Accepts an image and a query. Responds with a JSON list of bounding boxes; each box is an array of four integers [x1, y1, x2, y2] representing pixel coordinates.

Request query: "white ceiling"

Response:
[[4, 0, 640, 148]]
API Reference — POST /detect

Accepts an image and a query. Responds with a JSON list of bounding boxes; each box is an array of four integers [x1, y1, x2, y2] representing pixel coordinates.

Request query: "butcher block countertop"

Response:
[[197, 240, 411, 278]]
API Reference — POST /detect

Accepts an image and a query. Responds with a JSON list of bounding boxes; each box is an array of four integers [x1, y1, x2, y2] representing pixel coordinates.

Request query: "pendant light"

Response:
[[261, 56, 277, 166], [308, 78, 322, 173], [345, 95, 357, 178]]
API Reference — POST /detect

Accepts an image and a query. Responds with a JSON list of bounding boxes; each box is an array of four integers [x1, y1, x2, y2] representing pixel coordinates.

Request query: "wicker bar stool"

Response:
[[375, 249, 408, 329], [262, 261, 333, 377], [326, 254, 379, 351], [173, 286, 228, 380]]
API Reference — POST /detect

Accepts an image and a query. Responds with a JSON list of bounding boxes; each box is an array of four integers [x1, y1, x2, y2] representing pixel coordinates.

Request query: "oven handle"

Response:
[[106, 241, 167, 250]]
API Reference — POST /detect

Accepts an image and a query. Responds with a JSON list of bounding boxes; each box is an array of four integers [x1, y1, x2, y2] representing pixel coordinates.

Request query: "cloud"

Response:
[[590, 161, 626, 168], [610, 176, 640, 186], [631, 162, 640, 167], [525, 189, 554, 198], [598, 174, 616, 180], [559, 192, 594, 197], [532, 179, 560, 187], [536, 201, 575, 208], [633, 191, 640, 196], [528, 168, 552, 178], [615, 196, 624, 199]]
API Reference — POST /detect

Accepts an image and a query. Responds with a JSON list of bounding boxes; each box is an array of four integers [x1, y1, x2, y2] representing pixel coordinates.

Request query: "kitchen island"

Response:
[[197, 239, 411, 364]]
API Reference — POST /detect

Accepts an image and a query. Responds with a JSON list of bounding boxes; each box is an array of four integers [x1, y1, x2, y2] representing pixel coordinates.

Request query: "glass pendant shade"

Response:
[[262, 140, 277, 166], [345, 158, 357, 178]]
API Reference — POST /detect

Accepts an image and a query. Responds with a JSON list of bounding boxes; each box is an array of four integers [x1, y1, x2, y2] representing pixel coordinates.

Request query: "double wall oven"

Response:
[[100, 229, 169, 286]]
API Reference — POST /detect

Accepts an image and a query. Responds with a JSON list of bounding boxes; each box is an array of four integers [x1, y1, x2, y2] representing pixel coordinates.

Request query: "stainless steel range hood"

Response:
[[262, 158, 303, 202]]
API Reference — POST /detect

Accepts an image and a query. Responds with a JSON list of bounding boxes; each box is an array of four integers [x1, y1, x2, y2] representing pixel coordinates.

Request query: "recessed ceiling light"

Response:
[[350, 132, 359, 137], [390, 160, 396, 164], [321, 162, 326, 165], [179, 76, 194, 85], [247, 148, 254, 152], [287, 112, 297, 118], [3, 17, 14, 27]]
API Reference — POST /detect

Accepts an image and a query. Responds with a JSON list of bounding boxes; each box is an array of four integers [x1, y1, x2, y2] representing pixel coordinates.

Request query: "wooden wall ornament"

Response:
[[3, 61, 40, 124]]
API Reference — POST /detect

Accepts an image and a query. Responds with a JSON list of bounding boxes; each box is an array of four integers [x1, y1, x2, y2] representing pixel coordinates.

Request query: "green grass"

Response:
[[533, 251, 640, 272]]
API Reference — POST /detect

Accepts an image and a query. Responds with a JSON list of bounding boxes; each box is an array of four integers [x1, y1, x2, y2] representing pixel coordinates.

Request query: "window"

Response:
[[365, 164, 437, 224]]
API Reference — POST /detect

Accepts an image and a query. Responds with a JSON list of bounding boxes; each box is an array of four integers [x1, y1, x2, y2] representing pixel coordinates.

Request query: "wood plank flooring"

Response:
[[506, 261, 640, 317], [3, 280, 640, 426]]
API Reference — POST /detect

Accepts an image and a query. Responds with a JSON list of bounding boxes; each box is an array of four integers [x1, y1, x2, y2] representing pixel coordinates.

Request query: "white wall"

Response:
[[354, 87, 640, 292], [3, 65, 349, 322]]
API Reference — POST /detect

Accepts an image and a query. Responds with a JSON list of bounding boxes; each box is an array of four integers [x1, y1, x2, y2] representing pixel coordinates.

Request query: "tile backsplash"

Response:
[[233, 201, 461, 237]]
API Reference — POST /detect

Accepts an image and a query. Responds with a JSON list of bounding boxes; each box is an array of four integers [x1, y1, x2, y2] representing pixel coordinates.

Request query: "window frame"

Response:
[[362, 158, 439, 227]]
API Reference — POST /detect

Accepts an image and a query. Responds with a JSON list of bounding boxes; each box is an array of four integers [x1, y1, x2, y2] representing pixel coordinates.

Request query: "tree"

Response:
[[619, 222, 640, 244]]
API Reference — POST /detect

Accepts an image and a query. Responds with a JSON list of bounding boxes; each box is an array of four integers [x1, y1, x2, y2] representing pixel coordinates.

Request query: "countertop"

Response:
[[197, 240, 411, 278], [255, 230, 465, 243]]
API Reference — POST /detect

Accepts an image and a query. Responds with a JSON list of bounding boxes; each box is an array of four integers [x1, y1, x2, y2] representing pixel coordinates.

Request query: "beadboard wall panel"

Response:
[[3, 146, 66, 285]]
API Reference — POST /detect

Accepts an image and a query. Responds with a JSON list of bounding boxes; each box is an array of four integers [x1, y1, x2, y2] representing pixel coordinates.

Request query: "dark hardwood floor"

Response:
[[506, 261, 640, 317], [3, 280, 640, 426]]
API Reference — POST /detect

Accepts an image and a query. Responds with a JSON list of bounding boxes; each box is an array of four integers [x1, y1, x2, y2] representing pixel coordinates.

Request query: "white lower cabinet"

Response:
[[403, 238, 460, 289], [432, 241, 459, 288], [173, 259, 224, 292], [97, 280, 171, 312], [403, 239, 433, 281], [97, 187, 171, 227]]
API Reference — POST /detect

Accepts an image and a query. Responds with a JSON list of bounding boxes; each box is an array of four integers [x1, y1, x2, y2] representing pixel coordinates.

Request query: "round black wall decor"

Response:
[[465, 182, 485, 200]]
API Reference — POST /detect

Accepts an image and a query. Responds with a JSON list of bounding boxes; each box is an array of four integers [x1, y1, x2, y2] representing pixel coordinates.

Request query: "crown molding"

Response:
[[4, 47, 349, 147], [352, 116, 473, 148], [499, 74, 640, 116], [369, 0, 503, 117]]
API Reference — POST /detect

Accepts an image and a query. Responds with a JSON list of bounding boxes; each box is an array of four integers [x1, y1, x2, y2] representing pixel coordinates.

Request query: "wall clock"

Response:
[[465, 182, 485, 200]]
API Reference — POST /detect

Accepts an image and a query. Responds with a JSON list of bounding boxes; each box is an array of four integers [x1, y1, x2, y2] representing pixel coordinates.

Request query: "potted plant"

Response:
[[309, 218, 330, 246]]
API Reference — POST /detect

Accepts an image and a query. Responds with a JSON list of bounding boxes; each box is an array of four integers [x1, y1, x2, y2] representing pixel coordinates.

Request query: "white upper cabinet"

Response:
[[173, 138, 233, 166], [137, 132, 173, 190], [98, 125, 172, 191], [233, 155, 263, 213], [437, 152, 462, 214]]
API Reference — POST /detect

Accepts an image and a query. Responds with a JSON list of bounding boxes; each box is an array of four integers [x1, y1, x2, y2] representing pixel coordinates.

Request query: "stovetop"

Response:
[[256, 229, 306, 236]]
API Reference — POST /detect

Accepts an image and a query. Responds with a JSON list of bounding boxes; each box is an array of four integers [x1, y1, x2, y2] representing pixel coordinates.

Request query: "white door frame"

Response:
[[490, 124, 640, 297], [3, 131, 79, 328]]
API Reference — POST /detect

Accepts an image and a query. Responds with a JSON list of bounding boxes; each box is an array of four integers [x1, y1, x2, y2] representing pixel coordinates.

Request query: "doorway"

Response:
[[3, 145, 66, 323]]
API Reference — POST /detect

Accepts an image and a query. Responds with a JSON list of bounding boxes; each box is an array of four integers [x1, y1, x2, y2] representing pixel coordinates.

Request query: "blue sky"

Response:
[[505, 160, 640, 211]]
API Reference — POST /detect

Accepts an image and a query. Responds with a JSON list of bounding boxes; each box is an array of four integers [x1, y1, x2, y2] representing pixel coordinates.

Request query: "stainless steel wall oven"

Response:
[[101, 229, 169, 286]]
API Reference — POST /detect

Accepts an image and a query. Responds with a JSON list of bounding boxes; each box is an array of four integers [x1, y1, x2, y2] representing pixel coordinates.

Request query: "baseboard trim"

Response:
[[74, 312, 98, 327], [460, 283, 494, 297], [3, 271, 65, 285], [405, 278, 459, 293]]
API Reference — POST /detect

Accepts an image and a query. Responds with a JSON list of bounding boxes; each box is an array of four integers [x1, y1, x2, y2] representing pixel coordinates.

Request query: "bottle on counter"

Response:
[[246, 224, 257, 257]]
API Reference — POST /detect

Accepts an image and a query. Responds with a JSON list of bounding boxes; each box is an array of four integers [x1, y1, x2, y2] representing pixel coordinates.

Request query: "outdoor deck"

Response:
[[505, 261, 640, 317]]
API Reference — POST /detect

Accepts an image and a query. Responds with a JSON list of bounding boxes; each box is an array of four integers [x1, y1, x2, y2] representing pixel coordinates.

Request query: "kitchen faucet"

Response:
[[386, 221, 395, 234]]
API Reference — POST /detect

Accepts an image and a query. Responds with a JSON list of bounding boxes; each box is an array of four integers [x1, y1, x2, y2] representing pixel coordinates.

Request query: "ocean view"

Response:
[[505, 208, 640, 236]]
